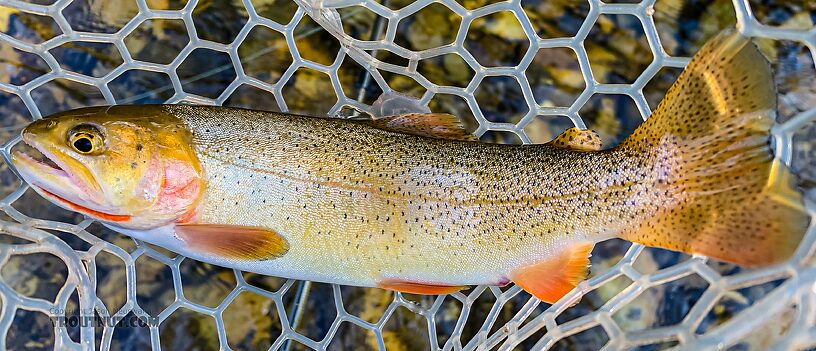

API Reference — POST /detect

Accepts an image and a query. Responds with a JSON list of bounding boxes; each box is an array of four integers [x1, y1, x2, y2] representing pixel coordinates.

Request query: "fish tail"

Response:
[[616, 29, 809, 266]]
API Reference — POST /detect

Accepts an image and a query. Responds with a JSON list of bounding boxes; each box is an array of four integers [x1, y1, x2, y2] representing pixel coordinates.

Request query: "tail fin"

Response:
[[617, 29, 809, 266]]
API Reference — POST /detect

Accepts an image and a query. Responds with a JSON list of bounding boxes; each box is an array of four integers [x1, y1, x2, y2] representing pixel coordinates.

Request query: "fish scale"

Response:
[[169, 105, 668, 287]]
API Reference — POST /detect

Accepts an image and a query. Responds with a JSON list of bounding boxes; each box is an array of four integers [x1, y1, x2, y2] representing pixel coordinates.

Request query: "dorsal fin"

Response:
[[365, 113, 477, 141], [546, 127, 603, 151]]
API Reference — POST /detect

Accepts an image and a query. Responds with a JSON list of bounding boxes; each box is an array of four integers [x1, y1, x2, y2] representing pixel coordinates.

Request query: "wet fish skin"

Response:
[[169, 105, 653, 286]]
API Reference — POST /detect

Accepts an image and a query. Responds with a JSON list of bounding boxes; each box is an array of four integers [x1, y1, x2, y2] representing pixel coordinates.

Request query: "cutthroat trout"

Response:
[[11, 31, 809, 303]]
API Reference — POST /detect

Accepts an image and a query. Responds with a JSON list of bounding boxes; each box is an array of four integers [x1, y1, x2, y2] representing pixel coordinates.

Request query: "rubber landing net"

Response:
[[0, 0, 813, 350]]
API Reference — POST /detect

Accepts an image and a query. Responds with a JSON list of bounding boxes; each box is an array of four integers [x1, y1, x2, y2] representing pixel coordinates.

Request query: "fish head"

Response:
[[12, 105, 204, 229]]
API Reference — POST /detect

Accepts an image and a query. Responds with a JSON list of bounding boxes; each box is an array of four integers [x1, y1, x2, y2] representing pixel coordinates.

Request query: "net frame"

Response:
[[0, 0, 812, 350]]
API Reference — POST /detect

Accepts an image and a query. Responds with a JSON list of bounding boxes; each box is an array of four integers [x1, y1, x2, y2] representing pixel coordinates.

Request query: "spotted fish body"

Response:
[[166, 107, 649, 286], [12, 30, 809, 302]]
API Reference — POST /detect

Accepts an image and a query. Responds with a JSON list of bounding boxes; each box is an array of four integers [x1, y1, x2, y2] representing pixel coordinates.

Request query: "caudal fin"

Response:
[[617, 29, 809, 266]]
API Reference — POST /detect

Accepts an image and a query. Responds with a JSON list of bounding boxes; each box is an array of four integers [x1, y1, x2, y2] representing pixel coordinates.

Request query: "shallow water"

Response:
[[0, 0, 814, 350]]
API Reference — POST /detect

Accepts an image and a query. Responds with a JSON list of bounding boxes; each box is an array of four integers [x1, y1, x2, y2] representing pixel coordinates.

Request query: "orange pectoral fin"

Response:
[[175, 224, 289, 260], [510, 243, 593, 304], [378, 280, 468, 295]]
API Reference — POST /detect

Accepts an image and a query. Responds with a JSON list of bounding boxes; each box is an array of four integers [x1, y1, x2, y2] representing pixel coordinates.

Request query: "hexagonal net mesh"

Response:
[[0, 0, 813, 350]]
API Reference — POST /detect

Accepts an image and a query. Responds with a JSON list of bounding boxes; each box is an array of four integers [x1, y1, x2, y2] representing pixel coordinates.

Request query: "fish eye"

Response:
[[68, 124, 105, 155], [73, 135, 93, 153]]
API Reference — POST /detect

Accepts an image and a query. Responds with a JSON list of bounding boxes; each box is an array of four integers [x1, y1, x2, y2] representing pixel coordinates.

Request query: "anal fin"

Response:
[[546, 127, 603, 151], [510, 243, 593, 303], [378, 280, 468, 295], [175, 224, 290, 260]]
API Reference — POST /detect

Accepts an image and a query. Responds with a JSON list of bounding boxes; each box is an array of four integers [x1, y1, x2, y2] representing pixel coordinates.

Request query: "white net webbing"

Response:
[[0, 0, 813, 350]]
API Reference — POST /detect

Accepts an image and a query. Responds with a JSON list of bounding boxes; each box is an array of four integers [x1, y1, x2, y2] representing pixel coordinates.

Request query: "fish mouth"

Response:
[[12, 137, 131, 222]]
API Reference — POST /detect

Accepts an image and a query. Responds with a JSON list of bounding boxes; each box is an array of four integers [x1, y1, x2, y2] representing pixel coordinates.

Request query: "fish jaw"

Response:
[[12, 139, 129, 222]]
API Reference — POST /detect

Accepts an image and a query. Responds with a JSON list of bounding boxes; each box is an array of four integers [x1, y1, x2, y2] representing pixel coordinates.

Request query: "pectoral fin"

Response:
[[175, 224, 289, 260], [366, 113, 477, 141], [378, 280, 468, 295], [510, 243, 593, 303], [546, 127, 602, 151]]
